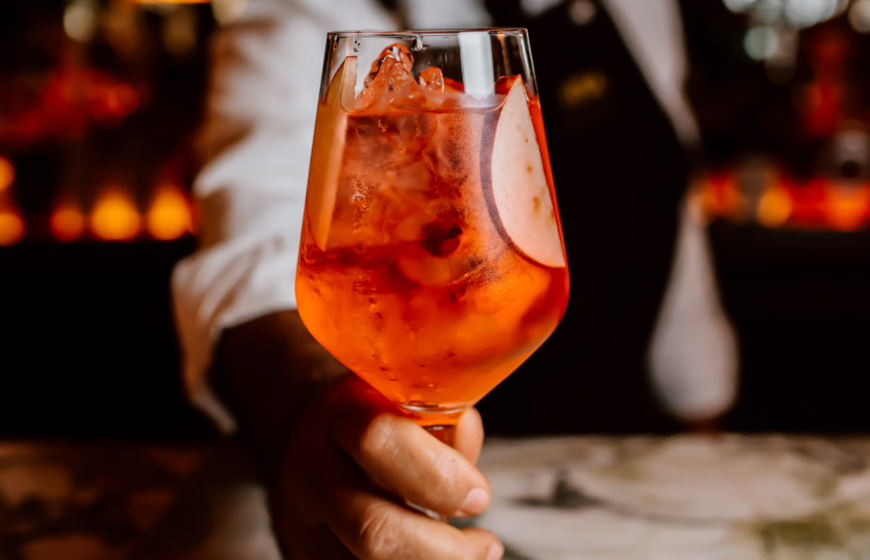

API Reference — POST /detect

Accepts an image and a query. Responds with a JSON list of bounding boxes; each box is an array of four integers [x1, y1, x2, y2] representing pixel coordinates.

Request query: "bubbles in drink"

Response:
[[350, 176, 374, 234]]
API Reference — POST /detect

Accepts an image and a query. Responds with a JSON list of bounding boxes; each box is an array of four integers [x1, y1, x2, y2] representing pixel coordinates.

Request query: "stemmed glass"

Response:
[[296, 29, 569, 445]]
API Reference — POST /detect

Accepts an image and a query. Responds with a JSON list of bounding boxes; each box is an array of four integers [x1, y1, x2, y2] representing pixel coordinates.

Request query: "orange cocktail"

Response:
[[297, 33, 569, 428]]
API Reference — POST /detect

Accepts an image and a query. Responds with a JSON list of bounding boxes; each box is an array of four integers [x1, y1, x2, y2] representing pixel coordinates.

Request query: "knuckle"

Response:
[[356, 502, 401, 559]]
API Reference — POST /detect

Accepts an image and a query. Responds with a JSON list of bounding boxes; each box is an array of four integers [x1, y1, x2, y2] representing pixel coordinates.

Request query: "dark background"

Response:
[[0, 0, 215, 440]]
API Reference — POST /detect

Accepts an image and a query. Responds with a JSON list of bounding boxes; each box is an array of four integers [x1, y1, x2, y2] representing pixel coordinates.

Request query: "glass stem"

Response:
[[418, 422, 459, 521], [423, 424, 456, 447]]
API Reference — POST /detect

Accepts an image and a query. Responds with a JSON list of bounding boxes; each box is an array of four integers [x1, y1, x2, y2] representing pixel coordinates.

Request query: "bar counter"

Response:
[[3, 435, 870, 559]]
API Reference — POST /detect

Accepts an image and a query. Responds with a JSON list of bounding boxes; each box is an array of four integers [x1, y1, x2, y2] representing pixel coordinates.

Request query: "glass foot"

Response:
[[409, 500, 448, 522]]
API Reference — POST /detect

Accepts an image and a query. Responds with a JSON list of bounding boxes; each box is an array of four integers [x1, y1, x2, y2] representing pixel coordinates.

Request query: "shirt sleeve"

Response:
[[171, 0, 395, 431]]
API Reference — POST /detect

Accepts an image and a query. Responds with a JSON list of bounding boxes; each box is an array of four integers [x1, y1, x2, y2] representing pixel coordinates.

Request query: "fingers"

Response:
[[327, 377, 491, 517], [327, 480, 503, 560], [455, 407, 484, 465]]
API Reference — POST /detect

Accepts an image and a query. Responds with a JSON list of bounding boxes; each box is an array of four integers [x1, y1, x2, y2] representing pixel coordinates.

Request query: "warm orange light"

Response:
[[825, 184, 870, 232], [146, 184, 191, 240], [105, 85, 140, 116], [0, 157, 14, 192], [688, 185, 712, 226], [0, 212, 24, 246], [757, 186, 793, 228], [91, 189, 140, 241], [702, 173, 744, 220], [51, 205, 85, 241]]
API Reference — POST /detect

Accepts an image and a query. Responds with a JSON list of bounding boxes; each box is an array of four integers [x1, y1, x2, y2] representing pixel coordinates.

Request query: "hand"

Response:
[[213, 311, 502, 559], [269, 375, 503, 560]]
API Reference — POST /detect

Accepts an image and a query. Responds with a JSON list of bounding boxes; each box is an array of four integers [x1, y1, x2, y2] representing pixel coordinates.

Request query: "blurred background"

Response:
[[683, 0, 870, 433], [0, 0, 228, 440], [3, 0, 870, 440]]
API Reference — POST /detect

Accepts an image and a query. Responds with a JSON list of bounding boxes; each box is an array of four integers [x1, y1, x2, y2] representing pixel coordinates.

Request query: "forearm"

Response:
[[211, 310, 349, 481]]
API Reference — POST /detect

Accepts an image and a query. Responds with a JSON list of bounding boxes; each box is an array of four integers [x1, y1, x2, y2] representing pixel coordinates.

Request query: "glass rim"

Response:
[[327, 28, 528, 39]]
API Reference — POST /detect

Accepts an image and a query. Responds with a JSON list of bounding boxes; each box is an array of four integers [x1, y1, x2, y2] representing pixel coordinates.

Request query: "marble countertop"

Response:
[[3, 436, 870, 559]]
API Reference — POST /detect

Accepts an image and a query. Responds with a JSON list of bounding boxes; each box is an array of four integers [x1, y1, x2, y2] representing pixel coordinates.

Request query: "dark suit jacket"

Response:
[[478, 0, 689, 434]]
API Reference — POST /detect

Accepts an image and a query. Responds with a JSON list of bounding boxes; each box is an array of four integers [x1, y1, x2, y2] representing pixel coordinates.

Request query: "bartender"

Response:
[[172, 0, 737, 557]]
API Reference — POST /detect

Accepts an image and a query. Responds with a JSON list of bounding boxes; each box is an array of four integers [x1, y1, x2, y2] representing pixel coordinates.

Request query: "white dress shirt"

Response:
[[172, 0, 737, 431]]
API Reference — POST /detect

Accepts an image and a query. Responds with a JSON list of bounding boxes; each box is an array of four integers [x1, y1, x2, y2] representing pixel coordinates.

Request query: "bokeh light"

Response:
[[723, 0, 755, 12], [162, 6, 198, 57], [0, 212, 25, 246], [745, 26, 780, 61], [785, 0, 840, 28], [146, 184, 191, 240], [51, 205, 86, 242], [105, 85, 140, 116], [64, 0, 98, 43], [90, 189, 140, 241], [724, 0, 847, 28], [0, 157, 15, 192], [211, 0, 250, 24], [825, 184, 870, 231], [702, 173, 744, 221], [849, 0, 870, 32], [568, 0, 596, 26], [757, 186, 794, 227]]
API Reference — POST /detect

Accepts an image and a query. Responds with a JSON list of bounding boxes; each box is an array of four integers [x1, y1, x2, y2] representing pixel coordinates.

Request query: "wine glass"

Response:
[[296, 29, 569, 445]]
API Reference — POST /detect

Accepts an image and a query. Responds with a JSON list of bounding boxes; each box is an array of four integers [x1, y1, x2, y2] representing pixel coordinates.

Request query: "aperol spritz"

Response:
[[296, 30, 569, 431]]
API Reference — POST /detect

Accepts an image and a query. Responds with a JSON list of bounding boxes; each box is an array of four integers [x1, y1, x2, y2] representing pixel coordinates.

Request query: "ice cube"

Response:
[[385, 112, 436, 156], [418, 67, 444, 93], [364, 43, 414, 86], [358, 43, 416, 109]]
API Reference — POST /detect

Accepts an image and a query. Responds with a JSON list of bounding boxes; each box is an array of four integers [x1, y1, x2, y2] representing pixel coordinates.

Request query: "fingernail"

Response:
[[458, 487, 490, 516], [486, 542, 504, 560]]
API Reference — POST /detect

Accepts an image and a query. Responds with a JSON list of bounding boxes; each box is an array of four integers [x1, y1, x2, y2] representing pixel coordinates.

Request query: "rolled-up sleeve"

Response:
[[172, 0, 393, 431]]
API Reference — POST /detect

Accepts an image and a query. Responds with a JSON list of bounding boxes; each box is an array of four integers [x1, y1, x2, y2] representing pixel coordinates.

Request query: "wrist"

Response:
[[211, 310, 348, 483]]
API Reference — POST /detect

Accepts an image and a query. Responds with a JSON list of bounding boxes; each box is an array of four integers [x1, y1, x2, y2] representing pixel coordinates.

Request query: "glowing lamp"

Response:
[[825, 184, 870, 232], [51, 206, 86, 242], [0, 212, 24, 246], [91, 189, 140, 241], [146, 185, 191, 240], [757, 186, 794, 228]]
